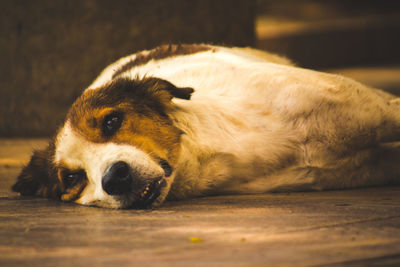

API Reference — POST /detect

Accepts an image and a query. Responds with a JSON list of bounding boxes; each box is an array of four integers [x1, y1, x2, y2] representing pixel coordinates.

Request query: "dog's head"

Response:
[[12, 77, 194, 209]]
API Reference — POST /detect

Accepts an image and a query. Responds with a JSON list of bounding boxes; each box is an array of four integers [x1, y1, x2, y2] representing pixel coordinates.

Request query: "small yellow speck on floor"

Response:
[[189, 237, 203, 243]]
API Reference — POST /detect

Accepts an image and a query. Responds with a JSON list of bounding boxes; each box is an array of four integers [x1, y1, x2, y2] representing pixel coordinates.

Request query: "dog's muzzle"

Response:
[[102, 161, 132, 195], [101, 161, 168, 209]]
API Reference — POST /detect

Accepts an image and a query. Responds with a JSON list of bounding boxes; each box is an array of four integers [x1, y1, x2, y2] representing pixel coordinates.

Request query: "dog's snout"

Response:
[[102, 161, 132, 195]]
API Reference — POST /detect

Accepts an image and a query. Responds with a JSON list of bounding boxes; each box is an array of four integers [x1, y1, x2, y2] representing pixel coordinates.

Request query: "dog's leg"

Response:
[[218, 143, 400, 193], [313, 143, 400, 189], [297, 85, 400, 149], [312, 143, 400, 189], [380, 99, 400, 142]]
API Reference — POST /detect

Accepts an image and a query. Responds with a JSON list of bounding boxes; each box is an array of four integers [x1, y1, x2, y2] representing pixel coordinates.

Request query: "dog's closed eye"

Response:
[[158, 159, 173, 177], [62, 170, 86, 188]]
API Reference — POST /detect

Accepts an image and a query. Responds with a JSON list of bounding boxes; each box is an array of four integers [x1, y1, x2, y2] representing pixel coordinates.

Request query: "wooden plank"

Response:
[[1, 186, 399, 266]]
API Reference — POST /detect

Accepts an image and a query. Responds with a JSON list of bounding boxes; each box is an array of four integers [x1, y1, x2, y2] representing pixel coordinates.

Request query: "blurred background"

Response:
[[1, 0, 400, 137]]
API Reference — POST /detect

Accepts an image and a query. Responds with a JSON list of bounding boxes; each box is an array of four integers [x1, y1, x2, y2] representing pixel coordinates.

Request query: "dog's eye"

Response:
[[63, 170, 86, 188], [102, 112, 123, 137], [159, 159, 173, 177]]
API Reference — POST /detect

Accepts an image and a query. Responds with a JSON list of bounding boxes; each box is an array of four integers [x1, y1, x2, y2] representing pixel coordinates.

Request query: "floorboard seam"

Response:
[[282, 215, 400, 233]]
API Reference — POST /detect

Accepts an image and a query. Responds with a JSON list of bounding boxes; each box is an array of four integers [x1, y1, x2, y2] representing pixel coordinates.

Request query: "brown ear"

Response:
[[146, 77, 195, 100], [12, 142, 61, 199]]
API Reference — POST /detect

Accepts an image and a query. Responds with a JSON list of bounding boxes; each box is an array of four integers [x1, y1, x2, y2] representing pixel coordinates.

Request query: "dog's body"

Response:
[[13, 44, 400, 209]]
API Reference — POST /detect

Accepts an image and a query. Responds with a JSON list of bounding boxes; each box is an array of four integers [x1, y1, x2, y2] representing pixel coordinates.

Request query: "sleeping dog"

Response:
[[12, 44, 400, 209]]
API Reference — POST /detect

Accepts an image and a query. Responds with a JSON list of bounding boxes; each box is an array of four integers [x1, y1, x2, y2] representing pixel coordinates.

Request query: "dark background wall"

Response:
[[1, 0, 400, 137], [0, 0, 255, 137], [256, 0, 400, 69]]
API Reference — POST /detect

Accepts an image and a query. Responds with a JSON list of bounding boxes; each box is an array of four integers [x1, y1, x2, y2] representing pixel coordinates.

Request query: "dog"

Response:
[[12, 44, 400, 209]]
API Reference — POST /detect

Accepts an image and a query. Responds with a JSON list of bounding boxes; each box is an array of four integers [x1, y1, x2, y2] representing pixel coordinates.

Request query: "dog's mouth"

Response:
[[129, 177, 167, 209]]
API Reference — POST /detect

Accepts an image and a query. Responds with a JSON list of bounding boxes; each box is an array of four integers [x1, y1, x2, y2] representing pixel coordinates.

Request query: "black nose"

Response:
[[102, 161, 132, 195]]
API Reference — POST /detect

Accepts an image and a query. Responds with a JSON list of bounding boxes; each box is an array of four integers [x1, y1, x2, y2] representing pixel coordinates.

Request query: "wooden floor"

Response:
[[1, 140, 400, 266]]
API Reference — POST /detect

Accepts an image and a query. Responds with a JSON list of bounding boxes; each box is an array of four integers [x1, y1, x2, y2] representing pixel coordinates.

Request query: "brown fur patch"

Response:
[[67, 77, 187, 165], [112, 44, 212, 79]]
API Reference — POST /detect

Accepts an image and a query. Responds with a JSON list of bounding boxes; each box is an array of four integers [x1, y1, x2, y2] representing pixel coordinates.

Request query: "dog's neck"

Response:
[[167, 97, 300, 199]]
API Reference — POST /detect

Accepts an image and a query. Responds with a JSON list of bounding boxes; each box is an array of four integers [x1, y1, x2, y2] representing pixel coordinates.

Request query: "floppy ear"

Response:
[[12, 142, 61, 199], [146, 77, 195, 100]]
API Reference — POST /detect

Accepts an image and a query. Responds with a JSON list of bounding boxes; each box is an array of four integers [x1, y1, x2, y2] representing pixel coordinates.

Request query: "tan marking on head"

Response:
[[61, 179, 88, 202], [56, 165, 88, 202]]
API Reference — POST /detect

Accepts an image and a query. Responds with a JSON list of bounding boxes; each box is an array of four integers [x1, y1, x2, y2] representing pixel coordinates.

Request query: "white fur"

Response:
[[56, 45, 400, 208]]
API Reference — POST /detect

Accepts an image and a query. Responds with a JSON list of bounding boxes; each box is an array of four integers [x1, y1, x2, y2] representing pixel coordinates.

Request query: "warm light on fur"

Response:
[[13, 44, 400, 209]]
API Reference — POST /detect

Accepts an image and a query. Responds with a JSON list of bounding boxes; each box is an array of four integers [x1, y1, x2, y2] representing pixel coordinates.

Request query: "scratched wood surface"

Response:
[[1, 139, 400, 266]]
